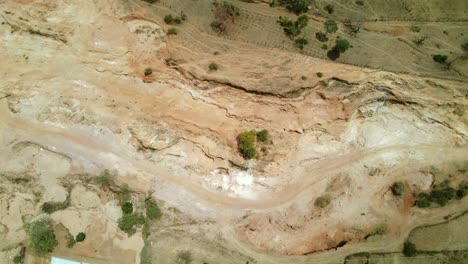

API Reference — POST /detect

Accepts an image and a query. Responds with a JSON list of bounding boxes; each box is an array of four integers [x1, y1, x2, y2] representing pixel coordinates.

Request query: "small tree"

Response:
[[167, 28, 177, 35], [256, 129, 269, 142], [122, 202, 134, 214], [76, 232, 86, 242], [324, 20, 338, 34], [238, 131, 256, 159], [334, 38, 350, 53], [280, 0, 311, 14], [164, 15, 174, 24]]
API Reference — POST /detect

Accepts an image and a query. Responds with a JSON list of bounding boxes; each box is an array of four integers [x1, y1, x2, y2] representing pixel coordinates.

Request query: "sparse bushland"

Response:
[[433, 54, 448, 64], [278, 0, 311, 14], [403, 241, 418, 257], [76, 232, 86, 242], [391, 181, 405, 196], [28, 214, 57, 256], [211, 1, 240, 33], [167, 28, 178, 35], [176, 250, 193, 264]]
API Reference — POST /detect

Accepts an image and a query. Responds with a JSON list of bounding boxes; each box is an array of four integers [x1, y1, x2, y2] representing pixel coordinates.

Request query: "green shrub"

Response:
[[164, 15, 174, 24], [256, 129, 269, 142], [173, 17, 182, 24], [314, 196, 330, 208], [324, 20, 338, 34], [428, 187, 456, 206], [176, 250, 193, 264], [144, 68, 153, 76], [122, 202, 134, 214], [295, 37, 308, 50], [321, 44, 328, 49], [433, 54, 448, 64], [391, 182, 405, 196], [13, 255, 22, 264], [145, 199, 162, 220], [238, 131, 256, 159], [28, 214, 57, 256], [142, 0, 158, 3], [118, 213, 145, 236], [355, 0, 364, 6], [76, 232, 86, 242], [316, 72, 323, 77], [209, 62, 219, 71], [278, 15, 309, 38], [41, 199, 70, 214], [95, 170, 114, 188], [403, 242, 417, 257], [167, 28, 177, 35], [279, 0, 311, 14]]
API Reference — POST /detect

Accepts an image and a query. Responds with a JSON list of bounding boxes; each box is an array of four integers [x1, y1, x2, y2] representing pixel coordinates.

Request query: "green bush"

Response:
[[28, 214, 57, 256], [391, 182, 405, 196], [324, 4, 334, 14], [66, 233, 76, 248], [316, 72, 323, 77], [142, 0, 158, 3], [41, 199, 70, 214], [279, 0, 311, 14], [403, 242, 417, 257], [122, 202, 134, 214], [13, 255, 22, 264], [164, 15, 174, 24], [256, 129, 269, 142], [433, 54, 448, 64], [118, 213, 145, 236], [428, 187, 456, 206], [145, 199, 162, 220], [238, 131, 257, 159], [321, 44, 328, 49], [144, 68, 153, 76], [167, 28, 178, 35], [324, 20, 338, 34], [209, 62, 219, 71], [278, 15, 308, 38], [173, 17, 182, 24], [76, 232, 86, 242], [295, 37, 308, 50]]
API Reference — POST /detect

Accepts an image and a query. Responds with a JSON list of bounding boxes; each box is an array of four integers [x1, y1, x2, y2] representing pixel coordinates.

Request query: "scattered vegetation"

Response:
[[324, 20, 338, 34], [117, 183, 132, 204], [316, 72, 323, 77], [237, 131, 257, 159], [403, 241, 418, 257], [321, 44, 328, 49], [145, 198, 162, 220], [369, 224, 387, 236], [144, 68, 153, 76], [211, 1, 240, 33], [164, 12, 186, 25], [12, 247, 25, 264], [391, 181, 405, 196], [176, 250, 193, 264], [41, 198, 70, 214], [209, 62, 219, 71], [432, 54, 448, 64], [277, 15, 309, 38], [315, 32, 328, 42], [167, 27, 178, 35], [324, 4, 334, 14], [76, 232, 86, 242], [28, 214, 57, 256], [415, 182, 467, 208], [327, 38, 351, 60], [279, 0, 311, 14]]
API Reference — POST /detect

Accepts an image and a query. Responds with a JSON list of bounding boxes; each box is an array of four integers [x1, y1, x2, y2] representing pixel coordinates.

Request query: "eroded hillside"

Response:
[[0, 0, 467, 264]]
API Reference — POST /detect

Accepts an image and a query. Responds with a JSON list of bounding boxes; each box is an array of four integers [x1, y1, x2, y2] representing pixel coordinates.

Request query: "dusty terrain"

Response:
[[0, 0, 467, 264]]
